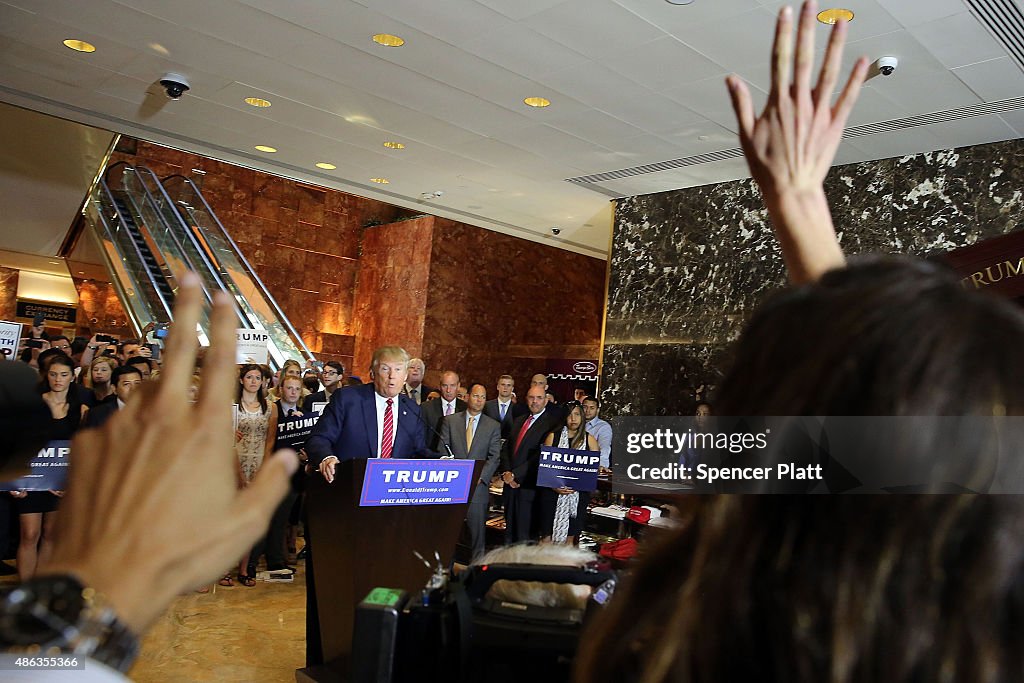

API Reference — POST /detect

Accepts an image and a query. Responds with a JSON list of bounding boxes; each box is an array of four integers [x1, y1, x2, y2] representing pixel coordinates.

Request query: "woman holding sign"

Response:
[[537, 400, 598, 546], [231, 364, 278, 586], [12, 355, 88, 579]]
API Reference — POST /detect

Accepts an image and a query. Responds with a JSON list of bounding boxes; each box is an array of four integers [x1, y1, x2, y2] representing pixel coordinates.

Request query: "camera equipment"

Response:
[[153, 323, 170, 340], [25, 339, 44, 349], [146, 343, 161, 361], [874, 56, 898, 76], [352, 560, 616, 683], [96, 334, 117, 344]]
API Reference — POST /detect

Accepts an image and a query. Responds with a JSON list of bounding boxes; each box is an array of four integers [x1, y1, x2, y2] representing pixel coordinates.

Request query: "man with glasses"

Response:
[[302, 361, 344, 414]]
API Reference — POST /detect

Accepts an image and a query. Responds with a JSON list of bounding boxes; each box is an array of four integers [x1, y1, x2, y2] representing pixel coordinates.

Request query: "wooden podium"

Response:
[[298, 459, 482, 682]]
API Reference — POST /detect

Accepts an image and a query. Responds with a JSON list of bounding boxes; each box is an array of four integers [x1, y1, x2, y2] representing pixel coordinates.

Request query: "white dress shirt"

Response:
[[441, 398, 458, 416]]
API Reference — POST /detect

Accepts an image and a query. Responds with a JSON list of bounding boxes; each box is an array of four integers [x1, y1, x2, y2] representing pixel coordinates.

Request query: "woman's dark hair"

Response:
[[558, 401, 589, 450], [576, 496, 1024, 683], [237, 364, 268, 414], [43, 354, 77, 392], [718, 257, 1024, 416]]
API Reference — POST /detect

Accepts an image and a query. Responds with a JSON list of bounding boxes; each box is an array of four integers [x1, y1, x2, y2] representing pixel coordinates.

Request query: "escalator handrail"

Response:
[[97, 179, 175, 321], [160, 173, 314, 360]]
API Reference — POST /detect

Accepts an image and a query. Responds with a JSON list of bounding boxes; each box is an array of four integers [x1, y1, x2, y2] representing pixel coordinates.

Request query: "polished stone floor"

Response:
[[130, 563, 307, 682], [0, 556, 308, 682]]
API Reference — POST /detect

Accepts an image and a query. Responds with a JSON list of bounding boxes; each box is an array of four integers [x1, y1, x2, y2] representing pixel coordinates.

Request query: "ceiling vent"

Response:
[[567, 96, 1024, 193], [964, 0, 1024, 72]]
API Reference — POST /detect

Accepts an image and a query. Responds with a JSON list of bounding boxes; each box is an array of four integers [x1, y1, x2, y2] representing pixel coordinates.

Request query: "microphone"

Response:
[[411, 400, 456, 459]]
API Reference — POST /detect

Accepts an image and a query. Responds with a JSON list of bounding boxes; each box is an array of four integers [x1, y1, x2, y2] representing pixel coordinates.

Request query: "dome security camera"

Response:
[[551, 228, 561, 235], [874, 56, 898, 77], [159, 73, 191, 99]]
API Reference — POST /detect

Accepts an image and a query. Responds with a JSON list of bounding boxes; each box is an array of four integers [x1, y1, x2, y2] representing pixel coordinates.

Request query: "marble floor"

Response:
[[0, 556, 308, 682], [130, 563, 307, 682]]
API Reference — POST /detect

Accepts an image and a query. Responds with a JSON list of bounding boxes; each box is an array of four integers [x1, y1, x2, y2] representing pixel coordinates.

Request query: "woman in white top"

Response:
[[227, 364, 278, 586], [539, 401, 598, 546]]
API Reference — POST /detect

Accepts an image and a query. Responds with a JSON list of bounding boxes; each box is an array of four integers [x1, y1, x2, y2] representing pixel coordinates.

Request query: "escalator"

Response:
[[81, 161, 313, 369]]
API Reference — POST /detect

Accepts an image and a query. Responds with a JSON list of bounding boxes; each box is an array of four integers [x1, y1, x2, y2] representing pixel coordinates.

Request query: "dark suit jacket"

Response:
[[305, 383, 428, 466], [301, 388, 336, 415], [483, 399, 527, 440], [402, 383, 437, 405], [499, 408, 562, 489], [84, 400, 119, 429], [439, 411, 501, 483], [420, 398, 467, 452]]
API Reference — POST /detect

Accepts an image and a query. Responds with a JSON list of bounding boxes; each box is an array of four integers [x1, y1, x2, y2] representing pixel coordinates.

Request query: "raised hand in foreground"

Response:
[[726, 0, 869, 284], [40, 273, 298, 636]]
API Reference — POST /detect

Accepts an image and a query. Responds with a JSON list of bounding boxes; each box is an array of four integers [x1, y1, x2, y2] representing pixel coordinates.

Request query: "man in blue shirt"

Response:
[[583, 396, 612, 470]]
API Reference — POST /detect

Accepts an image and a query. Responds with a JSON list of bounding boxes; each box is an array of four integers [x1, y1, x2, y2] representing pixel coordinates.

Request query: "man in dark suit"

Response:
[[307, 348, 428, 478], [499, 385, 561, 543], [83, 365, 143, 429], [301, 360, 344, 414], [420, 370, 466, 453], [303, 346, 429, 668], [483, 373, 527, 440], [440, 383, 501, 560]]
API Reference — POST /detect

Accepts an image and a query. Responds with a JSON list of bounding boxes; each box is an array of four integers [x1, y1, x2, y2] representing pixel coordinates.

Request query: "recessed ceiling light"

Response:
[[254, 145, 277, 153], [372, 33, 405, 47], [817, 8, 854, 24], [244, 97, 271, 108], [49, 261, 60, 265], [523, 96, 551, 108], [665, 0, 695, 4], [63, 39, 96, 53], [315, 162, 336, 170], [383, 141, 405, 149], [370, 177, 390, 184]]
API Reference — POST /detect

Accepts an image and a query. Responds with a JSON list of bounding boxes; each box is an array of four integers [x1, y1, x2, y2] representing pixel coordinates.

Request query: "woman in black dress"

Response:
[[11, 355, 87, 579]]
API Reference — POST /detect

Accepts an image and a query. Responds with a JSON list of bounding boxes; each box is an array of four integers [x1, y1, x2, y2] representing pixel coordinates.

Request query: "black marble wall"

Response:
[[602, 139, 1024, 416]]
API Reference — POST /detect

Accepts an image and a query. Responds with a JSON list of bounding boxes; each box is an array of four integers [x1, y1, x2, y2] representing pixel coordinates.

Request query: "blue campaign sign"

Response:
[[360, 459, 475, 507], [537, 446, 600, 492], [275, 412, 320, 450], [0, 440, 71, 491]]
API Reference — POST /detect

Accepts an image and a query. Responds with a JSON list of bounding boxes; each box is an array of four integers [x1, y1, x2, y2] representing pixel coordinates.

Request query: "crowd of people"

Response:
[[2, 3, 1023, 680]]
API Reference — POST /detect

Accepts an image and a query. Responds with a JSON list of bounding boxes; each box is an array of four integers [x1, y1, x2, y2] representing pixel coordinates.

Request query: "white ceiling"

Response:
[[0, 0, 1021, 258]]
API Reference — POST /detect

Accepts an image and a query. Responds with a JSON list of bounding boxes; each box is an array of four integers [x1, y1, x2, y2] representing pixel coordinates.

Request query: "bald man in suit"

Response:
[[499, 385, 561, 543], [439, 383, 501, 560]]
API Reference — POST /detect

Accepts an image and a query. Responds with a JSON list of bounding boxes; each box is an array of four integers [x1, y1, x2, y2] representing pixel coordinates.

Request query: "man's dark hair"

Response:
[[71, 338, 87, 355], [111, 365, 143, 384], [126, 356, 152, 371], [324, 360, 345, 375], [303, 376, 320, 393], [120, 338, 140, 347], [49, 335, 71, 346], [583, 396, 601, 408]]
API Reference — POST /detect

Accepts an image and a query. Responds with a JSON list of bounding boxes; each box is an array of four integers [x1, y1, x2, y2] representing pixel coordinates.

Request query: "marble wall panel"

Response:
[[422, 218, 605, 394], [603, 138, 1024, 416], [73, 278, 130, 336]]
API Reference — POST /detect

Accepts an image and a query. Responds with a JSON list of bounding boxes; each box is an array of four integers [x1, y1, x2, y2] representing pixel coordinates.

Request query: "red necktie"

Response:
[[513, 415, 534, 458], [380, 398, 394, 459]]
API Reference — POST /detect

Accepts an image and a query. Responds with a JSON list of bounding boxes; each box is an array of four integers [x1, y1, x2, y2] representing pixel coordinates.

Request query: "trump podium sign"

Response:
[[359, 459, 475, 507]]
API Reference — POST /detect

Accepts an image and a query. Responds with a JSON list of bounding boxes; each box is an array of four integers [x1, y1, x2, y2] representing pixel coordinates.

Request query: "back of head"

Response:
[[575, 496, 1024, 683], [719, 257, 1024, 416]]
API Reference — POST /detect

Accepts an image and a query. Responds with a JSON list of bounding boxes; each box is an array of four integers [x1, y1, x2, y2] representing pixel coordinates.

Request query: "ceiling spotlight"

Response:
[[817, 8, 854, 24], [665, 0, 695, 4], [383, 141, 405, 149], [315, 162, 337, 170], [63, 39, 96, 53], [254, 145, 277, 153], [372, 33, 405, 47], [245, 97, 271, 107], [370, 177, 390, 184], [523, 96, 551, 108], [419, 190, 444, 200]]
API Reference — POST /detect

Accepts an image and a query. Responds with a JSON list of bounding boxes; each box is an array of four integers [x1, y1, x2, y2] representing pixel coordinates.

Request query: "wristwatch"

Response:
[[0, 575, 139, 671]]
